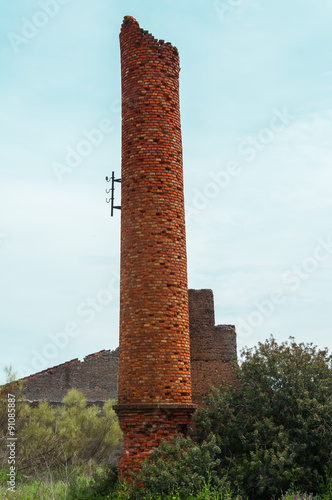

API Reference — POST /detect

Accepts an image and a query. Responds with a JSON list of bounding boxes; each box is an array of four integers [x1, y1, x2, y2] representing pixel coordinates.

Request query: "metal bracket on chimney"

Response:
[[106, 172, 121, 217]]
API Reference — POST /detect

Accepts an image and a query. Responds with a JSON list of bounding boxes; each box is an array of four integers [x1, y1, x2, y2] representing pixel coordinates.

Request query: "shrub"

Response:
[[0, 388, 122, 472], [126, 434, 229, 499], [195, 336, 332, 499]]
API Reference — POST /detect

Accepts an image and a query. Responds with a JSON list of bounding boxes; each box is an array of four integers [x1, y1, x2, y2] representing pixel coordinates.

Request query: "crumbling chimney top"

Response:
[[122, 15, 138, 26], [121, 16, 179, 57]]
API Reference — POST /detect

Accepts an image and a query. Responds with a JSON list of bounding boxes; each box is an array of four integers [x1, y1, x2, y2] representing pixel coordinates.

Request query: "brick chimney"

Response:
[[114, 16, 196, 478]]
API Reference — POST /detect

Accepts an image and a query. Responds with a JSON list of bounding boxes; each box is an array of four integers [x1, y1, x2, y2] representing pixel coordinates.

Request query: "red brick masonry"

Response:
[[114, 403, 195, 475], [189, 290, 238, 404], [115, 15, 196, 476]]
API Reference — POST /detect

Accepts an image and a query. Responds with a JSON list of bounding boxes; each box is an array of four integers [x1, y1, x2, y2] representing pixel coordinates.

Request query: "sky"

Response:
[[0, 0, 331, 385]]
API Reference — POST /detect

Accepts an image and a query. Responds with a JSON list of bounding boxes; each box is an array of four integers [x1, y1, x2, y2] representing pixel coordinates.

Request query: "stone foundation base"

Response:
[[113, 403, 197, 478]]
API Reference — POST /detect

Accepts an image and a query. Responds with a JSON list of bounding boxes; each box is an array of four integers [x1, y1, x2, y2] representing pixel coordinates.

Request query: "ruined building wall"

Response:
[[22, 349, 119, 402], [21, 291, 237, 406], [189, 289, 237, 405], [21, 292, 237, 405]]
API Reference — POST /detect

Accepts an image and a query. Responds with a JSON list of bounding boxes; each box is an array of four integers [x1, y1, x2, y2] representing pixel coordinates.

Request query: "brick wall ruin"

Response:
[[21, 290, 237, 406], [189, 289, 238, 405], [22, 349, 119, 402]]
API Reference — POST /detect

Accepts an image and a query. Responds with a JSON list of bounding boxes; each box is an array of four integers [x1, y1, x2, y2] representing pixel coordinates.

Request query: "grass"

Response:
[[0, 467, 331, 500], [0, 473, 68, 499]]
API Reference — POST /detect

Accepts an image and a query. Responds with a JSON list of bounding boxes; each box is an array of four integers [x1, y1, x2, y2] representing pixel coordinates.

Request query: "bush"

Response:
[[126, 434, 230, 499], [0, 388, 122, 473], [195, 336, 332, 499]]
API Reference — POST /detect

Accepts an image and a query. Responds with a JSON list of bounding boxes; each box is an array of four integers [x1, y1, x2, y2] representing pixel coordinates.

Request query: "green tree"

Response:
[[195, 336, 332, 499]]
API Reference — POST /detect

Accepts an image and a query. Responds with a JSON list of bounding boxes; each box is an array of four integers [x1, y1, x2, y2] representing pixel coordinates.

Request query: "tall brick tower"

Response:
[[114, 16, 196, 477]]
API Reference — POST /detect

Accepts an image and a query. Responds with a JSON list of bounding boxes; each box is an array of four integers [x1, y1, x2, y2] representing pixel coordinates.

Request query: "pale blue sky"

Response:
[[1, 0, 331, 384]]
